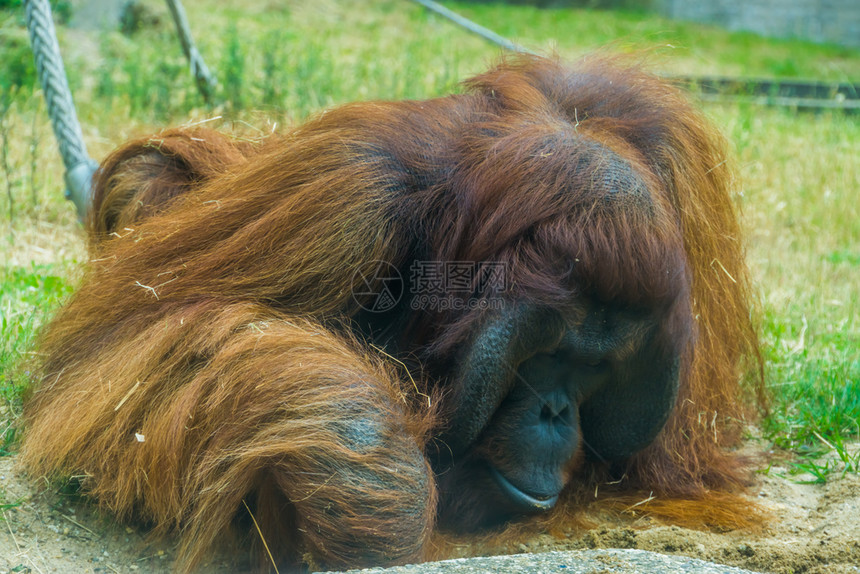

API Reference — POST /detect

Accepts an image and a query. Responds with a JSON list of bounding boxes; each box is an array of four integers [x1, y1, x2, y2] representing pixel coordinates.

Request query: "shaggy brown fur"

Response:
[[22, 54, 760, 572], [88, 127, 256, 249]]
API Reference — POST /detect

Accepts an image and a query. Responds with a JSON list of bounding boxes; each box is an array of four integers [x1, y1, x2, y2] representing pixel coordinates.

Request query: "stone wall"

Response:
[[657, 0, 860, 48]]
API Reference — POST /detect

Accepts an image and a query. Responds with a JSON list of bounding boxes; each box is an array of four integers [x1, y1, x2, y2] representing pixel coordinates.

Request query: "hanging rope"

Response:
[[24, 0, 97, 219], [410, 0, 535, 54], [26, 0, 523, 220], [165, 0, 218, 104]]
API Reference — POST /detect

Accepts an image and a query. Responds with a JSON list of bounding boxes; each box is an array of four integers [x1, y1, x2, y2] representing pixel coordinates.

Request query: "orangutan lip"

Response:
[[489, 467, 559, 511]]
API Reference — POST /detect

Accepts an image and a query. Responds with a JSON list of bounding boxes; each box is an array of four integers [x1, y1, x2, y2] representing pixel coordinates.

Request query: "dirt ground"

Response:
[[468, 470, 860, 574], [1, 442, 858, 574]]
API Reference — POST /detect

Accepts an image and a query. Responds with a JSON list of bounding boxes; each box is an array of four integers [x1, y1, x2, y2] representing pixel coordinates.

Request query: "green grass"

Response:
[[729, 102, 859, 480], [1, 264, 75, 453], [714, 103, 860, 479], [0, 0, 858, 478], [445, 1, 860, 80]]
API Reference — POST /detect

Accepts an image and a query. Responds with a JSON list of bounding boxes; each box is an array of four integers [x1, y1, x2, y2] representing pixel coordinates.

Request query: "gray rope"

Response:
[[411, 0, 536, 54], [165, 0, 218, 104], [24, 0, 97, 219]]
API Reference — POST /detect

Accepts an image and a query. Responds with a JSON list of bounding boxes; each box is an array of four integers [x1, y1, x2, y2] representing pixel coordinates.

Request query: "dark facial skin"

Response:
[[434, 300, 684, 528]]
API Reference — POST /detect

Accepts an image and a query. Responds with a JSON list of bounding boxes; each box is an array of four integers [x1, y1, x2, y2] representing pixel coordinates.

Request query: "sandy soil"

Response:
[[1, 449, 858, 574]]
